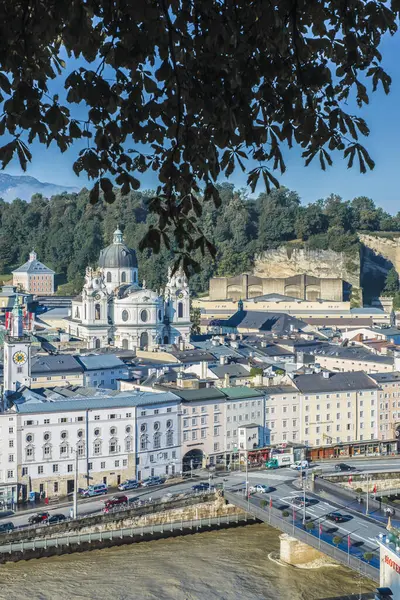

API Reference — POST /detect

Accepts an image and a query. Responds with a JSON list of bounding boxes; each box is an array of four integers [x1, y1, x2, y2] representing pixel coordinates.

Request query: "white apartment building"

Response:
[[264, 373, 380, 448], [264, 385, 301, 445], [174, 386, 267, 469], [0, 391, 181, 502]]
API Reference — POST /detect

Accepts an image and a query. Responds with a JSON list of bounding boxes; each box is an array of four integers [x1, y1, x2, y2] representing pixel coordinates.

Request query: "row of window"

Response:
[[139, 431, 174, 450], [183, 430, 207, 441], [227, 412, 261, 422]]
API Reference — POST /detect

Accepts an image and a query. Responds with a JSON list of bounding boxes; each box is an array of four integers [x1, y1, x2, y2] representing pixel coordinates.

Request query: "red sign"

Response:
[[385, 555, 400, 573]]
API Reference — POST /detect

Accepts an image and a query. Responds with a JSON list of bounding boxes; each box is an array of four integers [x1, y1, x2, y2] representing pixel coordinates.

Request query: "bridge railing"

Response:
[[224, 490, 379, 583], [0, 512, 255, 558]]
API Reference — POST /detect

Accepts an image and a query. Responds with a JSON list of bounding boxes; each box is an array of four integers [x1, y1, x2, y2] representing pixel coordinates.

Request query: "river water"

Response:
[[0, 524, 375, 600]]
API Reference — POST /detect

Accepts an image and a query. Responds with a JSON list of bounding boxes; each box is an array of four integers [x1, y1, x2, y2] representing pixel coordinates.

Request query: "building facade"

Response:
[[12, 251, 55, 295], [66, 228, 191, 350], [0, 391, 181, 500]]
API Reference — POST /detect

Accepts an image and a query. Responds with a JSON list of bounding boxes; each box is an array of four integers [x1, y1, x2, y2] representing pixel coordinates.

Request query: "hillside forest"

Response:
[[0, 183, 399, 298]]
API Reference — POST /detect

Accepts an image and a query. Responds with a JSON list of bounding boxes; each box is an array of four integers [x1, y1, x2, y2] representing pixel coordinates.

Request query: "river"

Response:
[[0, 524, 375, 600]]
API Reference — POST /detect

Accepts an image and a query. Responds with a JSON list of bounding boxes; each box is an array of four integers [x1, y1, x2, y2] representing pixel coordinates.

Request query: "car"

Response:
[[292, 496, 312, 507], [104, 494, 128, 510], [249, 484, 273, 494], [192, 482, 211, 492], [141, 477, 165, 487], [28, 512, 50, 525], [118, 479, 140, 491], [0, 522, 14, 533], [47, 513, 67, 524], [290, 460, 309, 471], [335, 463, 355, 472], [81, 483, 108, 497], [326, 512, 350, 523]]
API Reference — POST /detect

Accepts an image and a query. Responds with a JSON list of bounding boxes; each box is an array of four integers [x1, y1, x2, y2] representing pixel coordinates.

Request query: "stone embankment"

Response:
[[0, 491, 251, 563]]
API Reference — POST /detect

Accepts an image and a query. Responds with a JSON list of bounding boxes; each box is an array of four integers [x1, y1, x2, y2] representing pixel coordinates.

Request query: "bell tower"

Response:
[[164, 266, 191, 344], [3, 297, 31, 399]]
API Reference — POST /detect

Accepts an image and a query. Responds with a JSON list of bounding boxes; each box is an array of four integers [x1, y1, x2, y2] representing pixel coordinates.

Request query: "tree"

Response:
[[383, 268, 399, 297], [0, 1, 398, 270], [295, 203, 327, 240], [257, 188, 300, 249]]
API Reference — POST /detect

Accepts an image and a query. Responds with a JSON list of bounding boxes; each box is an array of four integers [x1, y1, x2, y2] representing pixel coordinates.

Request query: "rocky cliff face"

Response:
[[254, 246, 361, 300]]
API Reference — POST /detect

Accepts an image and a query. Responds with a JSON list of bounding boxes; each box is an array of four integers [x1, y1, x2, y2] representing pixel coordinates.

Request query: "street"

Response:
[[2, 457, 399, 535]]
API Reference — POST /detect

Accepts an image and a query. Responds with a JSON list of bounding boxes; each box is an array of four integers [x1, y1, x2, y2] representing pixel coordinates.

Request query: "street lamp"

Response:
[[70, 444, 80, 519]]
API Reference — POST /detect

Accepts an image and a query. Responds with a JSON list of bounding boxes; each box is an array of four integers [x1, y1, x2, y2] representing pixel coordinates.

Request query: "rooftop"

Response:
[[11, 390, 179, 413], [77, 354, 127, 371], [369, 372, 400, 383], [293, 371, 379, 393], [209, 364, 250, 378], [31, 355, 83, 374]]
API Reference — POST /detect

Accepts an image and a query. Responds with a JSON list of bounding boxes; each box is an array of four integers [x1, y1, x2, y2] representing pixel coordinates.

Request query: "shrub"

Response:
[[363, 552, 374, 563], [355, 487, 363, 494], [260, 500, 268, 509], [333, 536, 342, 547], [305, 522, 314, 531], [381, 496, 389, 504], [282, 510, 290, 517]]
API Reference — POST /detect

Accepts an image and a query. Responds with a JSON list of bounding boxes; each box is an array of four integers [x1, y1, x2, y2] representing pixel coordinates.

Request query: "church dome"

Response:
[[98, 228, 138, 269]]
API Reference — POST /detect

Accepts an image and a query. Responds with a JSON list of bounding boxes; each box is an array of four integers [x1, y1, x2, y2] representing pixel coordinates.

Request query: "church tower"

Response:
[[164, 266, 191, 344], [3, 297, 31, 398]]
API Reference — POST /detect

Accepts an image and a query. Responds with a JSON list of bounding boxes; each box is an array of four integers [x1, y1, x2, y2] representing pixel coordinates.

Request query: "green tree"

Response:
[[0, 1, 397, 267], [383, 268, 399, 296], [257, 188, 300, 250], [295, 203, 327, 240]]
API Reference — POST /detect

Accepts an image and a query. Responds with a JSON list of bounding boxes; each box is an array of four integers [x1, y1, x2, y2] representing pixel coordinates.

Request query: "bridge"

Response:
[[224, 490, 380, 582]]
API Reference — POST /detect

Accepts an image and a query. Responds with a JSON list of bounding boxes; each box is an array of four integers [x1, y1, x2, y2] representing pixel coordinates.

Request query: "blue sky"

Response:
[[5, 34, 400, 213]]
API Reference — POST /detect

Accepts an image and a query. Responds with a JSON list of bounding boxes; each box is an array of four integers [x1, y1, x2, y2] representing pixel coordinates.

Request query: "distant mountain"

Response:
[[0, 173, 80, 202]]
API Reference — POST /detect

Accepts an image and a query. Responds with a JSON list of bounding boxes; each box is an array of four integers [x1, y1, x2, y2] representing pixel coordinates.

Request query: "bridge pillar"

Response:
[[279, 534, 326, 566]]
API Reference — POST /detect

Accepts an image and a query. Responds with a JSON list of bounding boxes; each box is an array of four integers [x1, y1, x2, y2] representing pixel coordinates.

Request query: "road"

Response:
[[2, 457, 398, 540]]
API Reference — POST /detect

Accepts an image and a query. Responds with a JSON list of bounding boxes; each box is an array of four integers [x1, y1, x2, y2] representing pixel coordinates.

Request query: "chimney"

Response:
[[230, 333, 237, 341], [179, 339, 185, 351], [224, 373, 230, 387], [200, 361, 208, 379], [212, 338, 220, 347], [261, 341, 267, 348], [322, 370, 330, 379], [220, 355, 227, 366]]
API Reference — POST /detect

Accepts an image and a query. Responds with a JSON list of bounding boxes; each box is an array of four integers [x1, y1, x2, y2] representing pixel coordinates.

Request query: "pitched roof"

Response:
[[11, 391, 179, 413], [215, 310, 307, 334], [209, 364, 250, 378], [369, 372, 400, 384], [221, 386, 264, 399], [31, 354, 83, 374], [13, 257, 54, 275], [77, 354, 127, 371], [171, 388, 227, 401], [293, 371, 379, 393]]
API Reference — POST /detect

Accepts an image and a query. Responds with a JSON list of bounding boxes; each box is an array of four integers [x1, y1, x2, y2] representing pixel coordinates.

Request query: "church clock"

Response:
[[13, 351, 27, 365]]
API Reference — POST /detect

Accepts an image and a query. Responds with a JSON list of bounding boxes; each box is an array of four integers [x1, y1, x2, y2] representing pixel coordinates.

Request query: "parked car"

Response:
[[292, 496, 312, 507], [192, 482, 211, 492], [326, 512, 351, 523], [28, 512, 50, 525], [335, 463, 355, 472], [47, 514, 66, 524], [104, 495, 128, 510], [81, 483, 108, 497], [0, 522, 14, 533], [141, 477, 165, 487], [290, 460, 309, 471], [249, 484, 273, 494], [118, 479, 140, 491]]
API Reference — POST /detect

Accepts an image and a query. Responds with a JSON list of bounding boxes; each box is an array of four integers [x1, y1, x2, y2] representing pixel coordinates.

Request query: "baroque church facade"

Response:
[[66, 228, 191, 350]]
